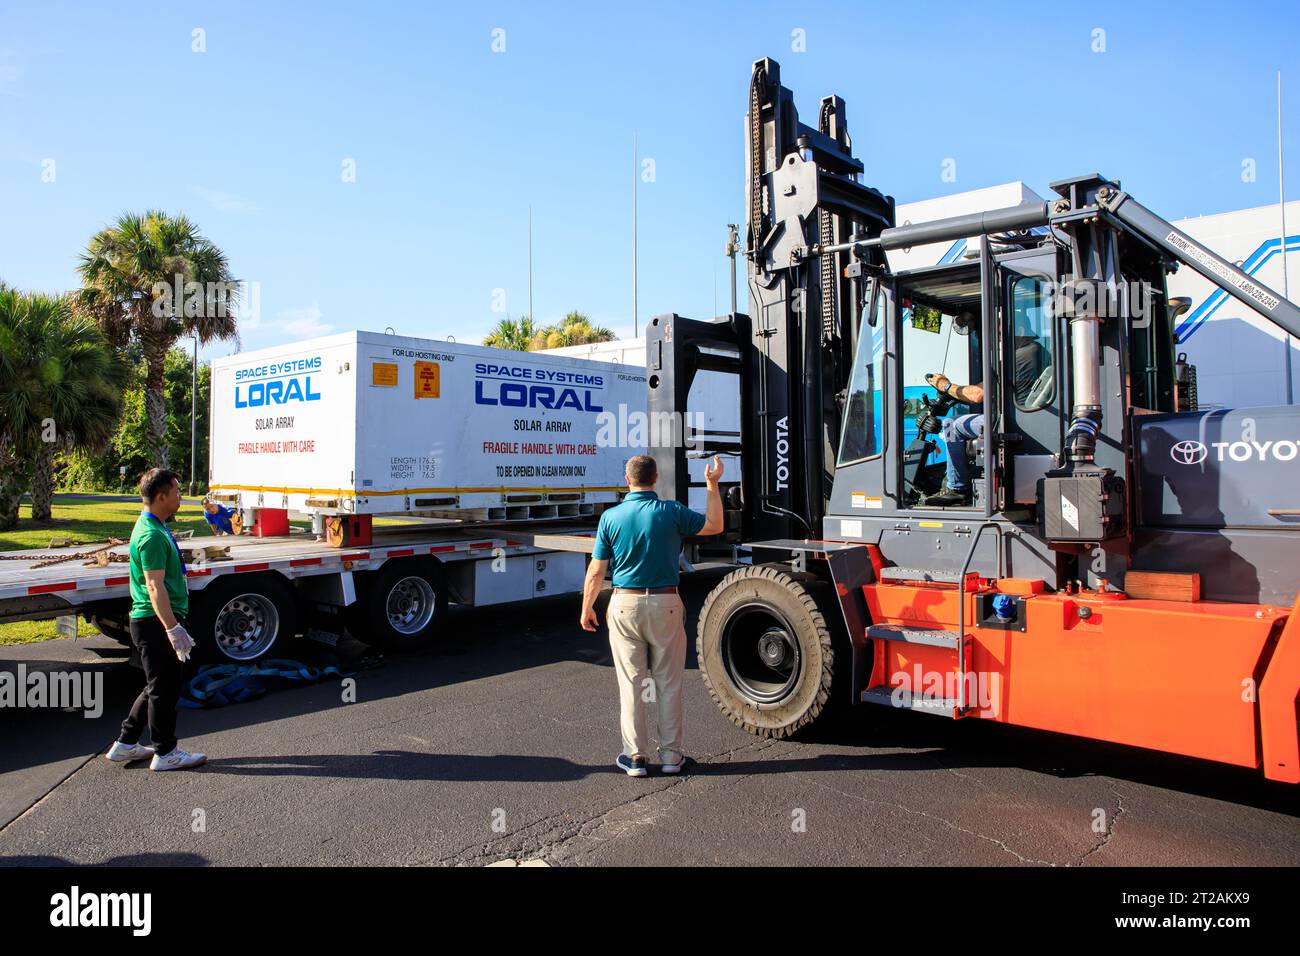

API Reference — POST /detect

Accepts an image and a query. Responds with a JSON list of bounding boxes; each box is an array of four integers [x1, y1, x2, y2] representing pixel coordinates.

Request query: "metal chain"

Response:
[[748, 65, 766, 254], [0, 539, 126, 567]]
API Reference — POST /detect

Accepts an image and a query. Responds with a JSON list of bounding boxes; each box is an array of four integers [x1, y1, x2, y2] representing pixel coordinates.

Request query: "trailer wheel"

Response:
[[86, 612, 131, 646], [190, 575, 299, 664], [350, 559, 448, 649], [697, 564, 845, 739]]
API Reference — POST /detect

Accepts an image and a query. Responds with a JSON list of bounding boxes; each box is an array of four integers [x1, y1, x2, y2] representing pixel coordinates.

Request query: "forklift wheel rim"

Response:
[[720, 602, 802, 706]]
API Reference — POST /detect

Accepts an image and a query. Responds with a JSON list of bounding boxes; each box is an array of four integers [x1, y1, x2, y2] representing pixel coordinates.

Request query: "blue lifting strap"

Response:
[[179, 659, 344, 708]]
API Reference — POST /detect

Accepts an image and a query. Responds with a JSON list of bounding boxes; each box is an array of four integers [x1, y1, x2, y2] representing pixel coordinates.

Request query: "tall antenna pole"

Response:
[[632, 132, 639, 339], [727, 223, 739, 315], [1281, 72, 1293, 403], [528, 205, 534, 323]]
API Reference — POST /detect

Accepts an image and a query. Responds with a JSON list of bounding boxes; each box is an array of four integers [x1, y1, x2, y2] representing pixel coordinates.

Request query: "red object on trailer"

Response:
[[251, 508, 290, 537]]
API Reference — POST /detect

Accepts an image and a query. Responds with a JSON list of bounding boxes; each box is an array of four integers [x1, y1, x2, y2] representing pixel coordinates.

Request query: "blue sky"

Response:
[[1, 1, 1298, 360]]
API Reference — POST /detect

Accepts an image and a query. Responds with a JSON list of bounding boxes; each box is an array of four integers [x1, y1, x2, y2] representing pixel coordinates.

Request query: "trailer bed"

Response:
[[0, 523, 597, 624]]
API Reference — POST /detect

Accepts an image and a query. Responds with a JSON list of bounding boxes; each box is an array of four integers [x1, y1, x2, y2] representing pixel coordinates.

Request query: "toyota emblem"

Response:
[[1170, 440, 1208, 465]]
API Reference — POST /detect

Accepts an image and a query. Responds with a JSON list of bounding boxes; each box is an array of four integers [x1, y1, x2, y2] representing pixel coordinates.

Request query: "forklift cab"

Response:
[[831, 241, 1064, 526]]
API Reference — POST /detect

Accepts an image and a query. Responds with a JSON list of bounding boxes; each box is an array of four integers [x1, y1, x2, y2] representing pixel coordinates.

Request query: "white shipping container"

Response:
[[209, 331, 647, 521], [540, 338, 742, 513]]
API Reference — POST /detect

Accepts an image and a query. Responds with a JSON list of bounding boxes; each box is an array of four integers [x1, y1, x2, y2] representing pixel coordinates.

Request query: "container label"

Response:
[[372, 362, 398, 387], [414, 361, 440, 399]]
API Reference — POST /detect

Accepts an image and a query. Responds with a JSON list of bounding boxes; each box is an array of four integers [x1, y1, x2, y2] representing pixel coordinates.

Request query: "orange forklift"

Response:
[[647, 58, 1300, 783]]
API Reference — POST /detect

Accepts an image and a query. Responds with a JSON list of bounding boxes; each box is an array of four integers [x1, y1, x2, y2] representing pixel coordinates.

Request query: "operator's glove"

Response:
[[166, 623, 195, 662], [916, 408, 942, 435]]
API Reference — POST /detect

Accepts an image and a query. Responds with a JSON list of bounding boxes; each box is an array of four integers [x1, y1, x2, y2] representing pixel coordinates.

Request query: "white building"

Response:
[[1164, 201, 1300, 409], [546, 185, 1300, 414]]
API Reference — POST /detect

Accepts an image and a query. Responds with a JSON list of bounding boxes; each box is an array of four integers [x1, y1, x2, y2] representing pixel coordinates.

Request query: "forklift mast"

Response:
[[647, 58, 894, 542]]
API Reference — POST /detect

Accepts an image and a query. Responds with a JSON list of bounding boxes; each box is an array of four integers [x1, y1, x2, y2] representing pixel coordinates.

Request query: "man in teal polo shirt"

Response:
[[581, 454, 724, 776], [105, 467, 206, 771]]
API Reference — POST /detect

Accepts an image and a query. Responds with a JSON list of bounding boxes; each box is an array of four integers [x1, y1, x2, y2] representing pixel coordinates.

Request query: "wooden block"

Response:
[[183, 545, 231, 564], [1125, 570, 1201, 602], [997, 578, 1046, 596]]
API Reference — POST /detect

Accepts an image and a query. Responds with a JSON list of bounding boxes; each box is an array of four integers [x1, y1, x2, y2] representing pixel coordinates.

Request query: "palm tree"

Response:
[[77, 211, 238, 466], [532, 311, 617, 351], [29, 298, 126, 520], [483, 315, 540, 352], [0, 290, 124, 529]]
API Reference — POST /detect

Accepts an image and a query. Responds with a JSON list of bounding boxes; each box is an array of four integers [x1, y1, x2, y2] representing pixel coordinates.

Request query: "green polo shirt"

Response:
[[592, 491, 706, 589], [128, 511, 189, 619]]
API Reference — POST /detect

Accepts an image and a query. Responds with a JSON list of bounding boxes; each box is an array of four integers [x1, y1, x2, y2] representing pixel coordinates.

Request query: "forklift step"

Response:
[[866, 623, 961, 648], [860, 686, 961, 716], [878, 566, 976, 585]]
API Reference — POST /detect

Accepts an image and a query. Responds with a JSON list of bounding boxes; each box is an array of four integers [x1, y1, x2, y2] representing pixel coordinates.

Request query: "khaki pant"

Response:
[[607, 592, 687, 764]]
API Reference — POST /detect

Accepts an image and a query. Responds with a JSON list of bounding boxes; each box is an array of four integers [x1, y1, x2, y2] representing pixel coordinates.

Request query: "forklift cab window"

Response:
[[897, 272, 981, 509], [836, 293, 886, 465], [1011, 276, 1054, 411]]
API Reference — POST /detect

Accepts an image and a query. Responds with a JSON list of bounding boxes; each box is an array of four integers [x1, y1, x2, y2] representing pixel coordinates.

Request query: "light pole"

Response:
[[189, 333, 198, 497], [632, 132, 638, 338], [726, 223, 739, 315]]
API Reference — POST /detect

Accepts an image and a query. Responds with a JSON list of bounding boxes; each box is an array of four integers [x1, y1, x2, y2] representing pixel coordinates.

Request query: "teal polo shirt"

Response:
[[592, 491, 706, 588]]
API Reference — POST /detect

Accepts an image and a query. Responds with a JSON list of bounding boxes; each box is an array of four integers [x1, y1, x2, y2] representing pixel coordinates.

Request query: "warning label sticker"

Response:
[[414, 361, 440, 399], [1165, 231, 1281, 312]]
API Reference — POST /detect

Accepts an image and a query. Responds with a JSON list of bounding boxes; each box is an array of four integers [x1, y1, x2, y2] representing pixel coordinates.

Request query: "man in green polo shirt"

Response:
[[581, 454, 724, 777], [105, 467, 206, 771]]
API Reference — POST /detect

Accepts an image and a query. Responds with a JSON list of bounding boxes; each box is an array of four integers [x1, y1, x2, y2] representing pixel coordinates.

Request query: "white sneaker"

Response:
[[105, 741, 156, 763], [149, 748, 207, 771], [660, 755, 695, 775]]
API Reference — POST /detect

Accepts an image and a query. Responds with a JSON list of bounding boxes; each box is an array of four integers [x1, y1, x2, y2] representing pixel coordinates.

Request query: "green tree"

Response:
[[77, 211, 238, 467], [0, 290, 124, 529], [482, 315, 540, 352], [55, 349, 211, 495], [532, 311, 616, 350]]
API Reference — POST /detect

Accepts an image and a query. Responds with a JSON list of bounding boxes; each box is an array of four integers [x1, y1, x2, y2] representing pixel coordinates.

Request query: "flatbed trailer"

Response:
[[0, 521, 598, 663]]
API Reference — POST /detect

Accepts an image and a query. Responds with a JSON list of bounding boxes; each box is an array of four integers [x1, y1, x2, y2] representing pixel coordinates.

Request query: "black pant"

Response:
[[119, 615, 185, 756]]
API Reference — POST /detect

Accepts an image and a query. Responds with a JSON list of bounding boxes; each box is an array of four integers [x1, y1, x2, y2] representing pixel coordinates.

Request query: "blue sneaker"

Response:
[[615, 754, 648, 777]]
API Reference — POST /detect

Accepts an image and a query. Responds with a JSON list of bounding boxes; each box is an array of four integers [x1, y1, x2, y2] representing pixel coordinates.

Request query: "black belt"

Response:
[[614, 586, 678, 595]]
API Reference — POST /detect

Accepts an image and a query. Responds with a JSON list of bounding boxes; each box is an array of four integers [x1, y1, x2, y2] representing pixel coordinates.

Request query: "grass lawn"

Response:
[[1, 496, 429, 648], [0, 495, 237, 552], [0, 617, 100, 647], [0, 494, 312, 648]]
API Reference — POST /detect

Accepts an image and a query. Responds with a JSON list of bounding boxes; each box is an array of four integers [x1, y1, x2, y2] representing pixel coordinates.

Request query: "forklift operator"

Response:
[[924, 317, 1052, 506], [924, 373, 984, 507]]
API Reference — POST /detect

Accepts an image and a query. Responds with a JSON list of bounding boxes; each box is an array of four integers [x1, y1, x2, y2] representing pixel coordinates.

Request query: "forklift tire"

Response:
[[697, 564, 846, 739], [348, 559, 448, 650], [189, 574, 299, 664]]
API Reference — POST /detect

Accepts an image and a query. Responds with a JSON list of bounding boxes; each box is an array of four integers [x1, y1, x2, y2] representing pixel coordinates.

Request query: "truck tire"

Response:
[[86, 612, 131, 646], [697, 564, 846, 739], [189, 574, 299, 664], [349, 559, 448, 650]]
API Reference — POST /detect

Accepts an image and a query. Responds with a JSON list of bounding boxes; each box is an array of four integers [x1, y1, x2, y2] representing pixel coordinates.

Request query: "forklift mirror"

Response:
[[863, 283, 881, 328], [1168, 296, 1192, 322]]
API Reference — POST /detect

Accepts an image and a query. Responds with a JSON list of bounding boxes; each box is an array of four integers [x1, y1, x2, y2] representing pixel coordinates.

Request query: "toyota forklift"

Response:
[[647, 57, 1300, 783]]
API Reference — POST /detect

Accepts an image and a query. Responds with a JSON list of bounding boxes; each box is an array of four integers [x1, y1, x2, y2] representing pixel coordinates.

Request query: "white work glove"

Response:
[[166, 623, 195, 662]]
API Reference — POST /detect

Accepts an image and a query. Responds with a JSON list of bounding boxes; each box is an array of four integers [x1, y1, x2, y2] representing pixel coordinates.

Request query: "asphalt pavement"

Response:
[[1, 577, 1297, 867]]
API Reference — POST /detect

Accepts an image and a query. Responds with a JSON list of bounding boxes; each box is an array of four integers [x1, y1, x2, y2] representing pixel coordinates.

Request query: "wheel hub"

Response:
[[214, 594, 280, 660], [386, 576, 437, 635], [758, 628, 791, 667]]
